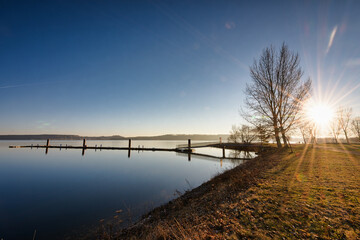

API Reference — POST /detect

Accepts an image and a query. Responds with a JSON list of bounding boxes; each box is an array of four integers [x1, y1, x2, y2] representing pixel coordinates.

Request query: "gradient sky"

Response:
[[1, 0, 359, 136]]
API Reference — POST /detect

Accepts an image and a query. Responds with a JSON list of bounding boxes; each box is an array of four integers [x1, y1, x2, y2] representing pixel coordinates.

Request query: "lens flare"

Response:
[[306, 103, 334, 126]]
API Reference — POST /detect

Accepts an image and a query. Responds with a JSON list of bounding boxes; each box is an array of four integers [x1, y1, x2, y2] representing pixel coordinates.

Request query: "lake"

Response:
[[0, 140, 251, 239]]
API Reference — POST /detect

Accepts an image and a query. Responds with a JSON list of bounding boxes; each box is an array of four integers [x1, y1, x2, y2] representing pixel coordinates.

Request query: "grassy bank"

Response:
[[95, 144, 360, 239]]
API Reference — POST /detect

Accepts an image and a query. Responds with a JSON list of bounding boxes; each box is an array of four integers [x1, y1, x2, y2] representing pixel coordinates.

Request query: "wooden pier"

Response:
[[9, 139, 271, 159]]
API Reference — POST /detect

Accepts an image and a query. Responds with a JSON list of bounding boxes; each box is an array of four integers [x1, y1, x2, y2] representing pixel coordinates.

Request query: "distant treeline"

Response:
[[0, 134, 229, 141]]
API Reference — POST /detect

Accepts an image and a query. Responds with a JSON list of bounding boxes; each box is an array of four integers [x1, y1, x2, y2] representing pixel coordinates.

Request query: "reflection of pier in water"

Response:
[[9, 139, 264, 163], [176, 150, 252, 167]]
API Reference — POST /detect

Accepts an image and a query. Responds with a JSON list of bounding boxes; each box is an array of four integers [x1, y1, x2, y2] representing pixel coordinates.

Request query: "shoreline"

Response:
[[89, 148, 283, 239], [81, 144, 360, 239]]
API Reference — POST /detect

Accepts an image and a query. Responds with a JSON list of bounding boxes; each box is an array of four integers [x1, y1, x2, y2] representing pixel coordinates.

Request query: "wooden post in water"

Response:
[[188, 139, 191, 161], [222, 146, 225, 158], [45, 139, 49, 155], [82, 139, 87, 156], [128, 139, 131, 158]]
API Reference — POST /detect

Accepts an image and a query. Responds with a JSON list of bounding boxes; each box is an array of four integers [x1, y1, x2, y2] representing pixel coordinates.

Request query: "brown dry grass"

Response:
[[94, 144, 360, 240]]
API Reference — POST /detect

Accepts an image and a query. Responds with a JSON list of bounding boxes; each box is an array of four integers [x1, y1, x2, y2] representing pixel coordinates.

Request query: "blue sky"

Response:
[[1, 0, 359, 136]]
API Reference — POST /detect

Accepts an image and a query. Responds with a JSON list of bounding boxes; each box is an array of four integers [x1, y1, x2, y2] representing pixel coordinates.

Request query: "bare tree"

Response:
[[276, 44, 312, 147], [298, 121, 311, 144], [228, 125, 257, 144], [228, 125, 240, 143], [338, 107, 352, 144], [306, 121, 317, 144], [351, 117, 360, 142], [255, 124, 271, 144], [329, 118, 341, 144], [244, 43, 312, 148], [239, 125, 257, 144]]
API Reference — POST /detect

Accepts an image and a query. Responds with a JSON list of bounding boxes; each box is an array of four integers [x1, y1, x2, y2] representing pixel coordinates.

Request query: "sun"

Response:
[[306, 103, 334, 126]]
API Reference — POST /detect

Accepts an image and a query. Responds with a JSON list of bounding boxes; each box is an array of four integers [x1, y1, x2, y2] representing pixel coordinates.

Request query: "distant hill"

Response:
[[0, 134, 228, 141], [131, 134, 228, 141], [0, 134, 83, 140]]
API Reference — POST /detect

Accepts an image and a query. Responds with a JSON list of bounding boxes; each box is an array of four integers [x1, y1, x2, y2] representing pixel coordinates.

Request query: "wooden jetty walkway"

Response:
[[9, 139, 271, 159]]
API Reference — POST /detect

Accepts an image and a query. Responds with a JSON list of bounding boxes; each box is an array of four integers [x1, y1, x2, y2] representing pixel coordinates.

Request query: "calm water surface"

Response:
[[0, 140, 249, 239]]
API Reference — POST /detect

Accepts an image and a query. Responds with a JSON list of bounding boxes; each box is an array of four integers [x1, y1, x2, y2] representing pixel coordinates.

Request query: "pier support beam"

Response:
[[45, 139, 49, 155], [128, 139, 131, 158], [82, 139, 87, 156], [187, 139, 192, 161]]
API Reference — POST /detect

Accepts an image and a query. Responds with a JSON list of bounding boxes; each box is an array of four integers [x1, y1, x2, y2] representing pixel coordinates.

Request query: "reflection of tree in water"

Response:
[[228, 150, 255, 159], [226, 150, 255, 166]]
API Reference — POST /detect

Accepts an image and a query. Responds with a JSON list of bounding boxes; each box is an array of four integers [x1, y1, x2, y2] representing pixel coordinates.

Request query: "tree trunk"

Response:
[[300, 128, 307, 144], [344, 131, 350, 144], [280, 128, 289, 148], [274, 126, 282, 148], [310, 131, 316, 144], [302, 133, 306, 144]]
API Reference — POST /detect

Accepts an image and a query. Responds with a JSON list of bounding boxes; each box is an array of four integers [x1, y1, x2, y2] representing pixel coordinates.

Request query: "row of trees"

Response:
[[230, 43, 358, 147], [228, 124, 271, 144], [230, 112, 360, 145], [327, 108, 359, 144], [299, 107, 360, 144]]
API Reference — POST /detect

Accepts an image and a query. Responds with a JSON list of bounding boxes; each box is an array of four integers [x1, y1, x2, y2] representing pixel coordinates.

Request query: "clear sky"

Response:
[[1, 0, 359, 136]]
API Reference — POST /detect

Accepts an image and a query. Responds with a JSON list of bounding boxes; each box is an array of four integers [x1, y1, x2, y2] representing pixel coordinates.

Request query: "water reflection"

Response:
[[0, 140, 253, 240], [228, 150, 256, 159]]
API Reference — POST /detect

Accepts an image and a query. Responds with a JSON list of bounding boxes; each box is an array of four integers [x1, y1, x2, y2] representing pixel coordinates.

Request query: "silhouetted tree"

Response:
[[255, 124, 271, 144], [239, 125, 257, 144], [296, 110, 313, 144], [351, 117, 360, 141], [298, 121, 311, 144], [228, 125, 257, 144], [244, 43, 312, 148], [309, 122, 317, 144], [329, 117, 341, 144], [228, 125, 240, 143], [338, 107, 352, 144]]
